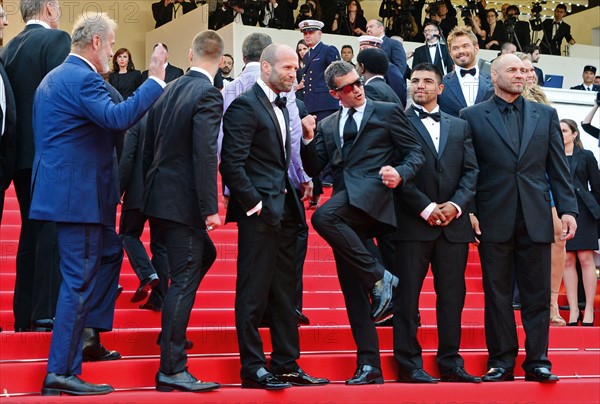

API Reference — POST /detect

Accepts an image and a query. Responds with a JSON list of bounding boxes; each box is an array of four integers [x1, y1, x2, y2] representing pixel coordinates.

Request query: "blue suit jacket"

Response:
[[382, 35, 407, 78], [301, 41, 340, 114], [438, 70, 494, 117], [30, 55, 163, 226]]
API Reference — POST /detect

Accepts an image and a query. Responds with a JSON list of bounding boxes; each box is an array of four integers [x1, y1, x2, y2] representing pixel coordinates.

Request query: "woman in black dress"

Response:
[[108, 48, 142, 100], [331, 0, 367, 37], [295, 39, 309, 100], [560, 119, 600, 327], [482, 9, 506, 51]]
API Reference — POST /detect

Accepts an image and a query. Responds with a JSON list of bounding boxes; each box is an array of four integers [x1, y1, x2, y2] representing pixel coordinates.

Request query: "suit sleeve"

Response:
[[545, 108, 578, 217], [193, 86, 223, 217], [584, 150, 600, 204], [300, 120, 330, 179], [448, 119, 478, 209], [390, 41, 407, 77], [45, 31, 71, 74], [119, 119, 141, 195], [220, 97, 263, 210], [326, 45, 341, 65], [389, 105, 424, 185]]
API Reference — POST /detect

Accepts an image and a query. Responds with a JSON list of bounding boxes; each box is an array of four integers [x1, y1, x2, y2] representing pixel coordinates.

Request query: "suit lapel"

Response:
[[331, 108, 342, 152], [438, 113, 450, 159], [484, 100, 518, 155], [406, 107, 438, 157], [253, 84, 285, 157], [446, 72, 467, 107], [354, 100, 374, 148], [519, 99, 539, 158], [475, 74, 492, 103], [569, 147, 581, 176]]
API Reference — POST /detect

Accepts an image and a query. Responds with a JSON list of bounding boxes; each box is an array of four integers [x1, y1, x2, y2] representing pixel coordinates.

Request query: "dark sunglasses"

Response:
[[333, 77, 364, 93]]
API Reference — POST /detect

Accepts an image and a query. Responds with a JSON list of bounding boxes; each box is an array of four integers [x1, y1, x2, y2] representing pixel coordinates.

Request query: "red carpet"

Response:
[[0, 183, 599, 403]]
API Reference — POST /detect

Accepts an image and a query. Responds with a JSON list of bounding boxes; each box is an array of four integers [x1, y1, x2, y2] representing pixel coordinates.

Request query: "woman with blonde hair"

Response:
[[518, 53, 567, 326]]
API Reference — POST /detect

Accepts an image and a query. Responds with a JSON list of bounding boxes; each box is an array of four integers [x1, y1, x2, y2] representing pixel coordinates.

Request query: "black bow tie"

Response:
[[428, 44, 437, 47], [460, 68, 477, 77], [414, 107, 441, 122], [274, 95, 287, 109]]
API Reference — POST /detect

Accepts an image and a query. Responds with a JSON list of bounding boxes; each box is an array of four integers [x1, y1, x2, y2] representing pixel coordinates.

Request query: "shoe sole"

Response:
[[83, 353, 121, 362], [372, 274, 399, 322], [131, 278, 160, 303], [241, 382, 292, 390], [41, 388, 113, 396], [156, 384, 220, 392], [346, 377, 384, 385]]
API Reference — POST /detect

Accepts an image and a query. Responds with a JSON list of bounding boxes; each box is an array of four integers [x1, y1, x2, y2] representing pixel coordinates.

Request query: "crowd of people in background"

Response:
[[0, 0, 598, 398]]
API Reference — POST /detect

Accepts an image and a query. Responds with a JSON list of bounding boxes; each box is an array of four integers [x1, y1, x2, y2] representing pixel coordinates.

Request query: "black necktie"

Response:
[[414, 107, 441, 122], [460, 67, 477, 77], [274, 95, 287, 109], [342, 108, 357, 160], [505, 103, 520, 151]]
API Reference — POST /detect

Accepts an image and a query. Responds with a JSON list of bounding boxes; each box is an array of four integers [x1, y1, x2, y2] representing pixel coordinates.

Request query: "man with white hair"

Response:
[[30, 13, 167, 396]]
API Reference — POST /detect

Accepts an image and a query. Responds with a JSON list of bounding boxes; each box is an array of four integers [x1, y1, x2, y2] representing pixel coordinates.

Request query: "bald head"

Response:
[[260, 44, 298, 94], [491, 54, 526, 100]]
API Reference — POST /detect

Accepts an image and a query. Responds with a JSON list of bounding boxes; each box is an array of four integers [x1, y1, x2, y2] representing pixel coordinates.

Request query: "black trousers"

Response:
[[12, 169, 61, 329], [392, 237, 468, 373], [120, 208, 168, 305], [294, 188, 309, 310], [311, 190, 385, 368], [235, 195, 300, 380], [150, 218, 216, 375], [479, 211, 552, 372]]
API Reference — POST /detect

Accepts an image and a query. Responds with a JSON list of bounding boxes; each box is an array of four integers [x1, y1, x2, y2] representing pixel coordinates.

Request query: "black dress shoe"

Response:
[[274, 367, 329, 386], [131, 274, 160, 303], [440, 367, 482, 383], [295, 308, 310, 325], [370, 270, 399, 322], [397, 368, 439, 383], [116, 285, 123, 299], [156, 369, 220, 392], [32, 318, 54, 332], [241, 374, 291, 390], [346, 364, 383, 385], [41, 372, 113, 396], [156, 332, 194, 350], [82, 328, 121, 362], [140, 301, 162, 311], [524, 367, 559, 383], [374, 305, 393, 326], [481, 367, 514, 382]]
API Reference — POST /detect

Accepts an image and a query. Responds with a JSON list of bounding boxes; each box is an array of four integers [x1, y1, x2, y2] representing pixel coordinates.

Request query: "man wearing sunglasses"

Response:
[[301, 61, 424, 385]]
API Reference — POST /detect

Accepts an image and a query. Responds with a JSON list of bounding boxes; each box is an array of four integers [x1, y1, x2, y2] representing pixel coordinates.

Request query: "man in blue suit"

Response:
[[298, 19, 341, 122], [438, 27, 494, 117], [30, 14, 167, 396], [366, 19, 407, 78]]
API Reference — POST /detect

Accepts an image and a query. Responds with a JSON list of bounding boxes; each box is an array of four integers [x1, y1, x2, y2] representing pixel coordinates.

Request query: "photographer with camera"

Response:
[[412, 21, 453, 75], [426, 1, 457, 38], [228, 0, 261, 26], [504, 5, 530, 51], [378, 0, 423, 42], [152, 0, 197, 28], [531, 4, 575, 56], [332, 0, 367, 37]]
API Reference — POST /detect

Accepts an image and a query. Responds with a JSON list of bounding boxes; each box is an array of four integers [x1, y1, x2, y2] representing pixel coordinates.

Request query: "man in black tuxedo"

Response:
[[0, 4, 16, 224], [412, 21, 454, 76], [301, 61, 424, 385], [152, 0, 197, 28], [142, 44, 184, 83], [460, 54, 578, 383], [570, 65, 600, 92], [0, 0, 70, 332], [357, 48, 401, 104], [438, 27, 494, 118], [220, 43, 329, 390], [143, 30, 223, 393], [392, 62, 480, 384], [532, 4, 575, 56], [504, 5, 530, 51]]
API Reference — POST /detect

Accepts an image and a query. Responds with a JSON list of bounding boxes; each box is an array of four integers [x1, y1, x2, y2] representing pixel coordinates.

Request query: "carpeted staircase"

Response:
[[1, 182, 599, 403]]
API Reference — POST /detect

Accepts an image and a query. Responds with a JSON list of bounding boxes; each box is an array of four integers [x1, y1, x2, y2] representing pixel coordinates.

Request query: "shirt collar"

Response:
[[342, 100, 366, 117], [364, 75, 384, 85], [69, 53, 97, 73], [26, 20, 51, 29], [257, 77, 279, 103], [189, 66, 214, 84], [494, 94, 524, 112]]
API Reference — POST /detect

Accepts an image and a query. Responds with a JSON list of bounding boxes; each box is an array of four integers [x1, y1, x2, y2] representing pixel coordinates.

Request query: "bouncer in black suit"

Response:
[[392, 63, 480, 384], [0, 0, 71, 332], [143, 31, 224, 393], [300, 61, 424, 384], [141, 44, 184, 84], [220, 44, 329, 390], [460, 54, 578, 383]]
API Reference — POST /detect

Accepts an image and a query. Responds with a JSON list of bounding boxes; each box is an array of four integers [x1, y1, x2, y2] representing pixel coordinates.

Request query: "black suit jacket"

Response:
[[460, 97, 578, 243], [142, 63, 184, 84], [143, 71, 222, 228], [0, 24, 70, 171], [569, 147, 600, 220], [301, 100, 424, 231], [570, 84, 600, 92], [0, 61, 17, 191], [119, 116, 146, 210], [535, 19, 573, 56], [392, 107, 478, 242], [412, 43, 454, 75], [365, 77, 401, 104], [220, 82, 302, 226], [152, 0, 197, 28]]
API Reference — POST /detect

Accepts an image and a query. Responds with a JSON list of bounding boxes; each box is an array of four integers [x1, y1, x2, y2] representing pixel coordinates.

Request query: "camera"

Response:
[[531, 1, 546, 15], [457, 0, 477, 25]]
